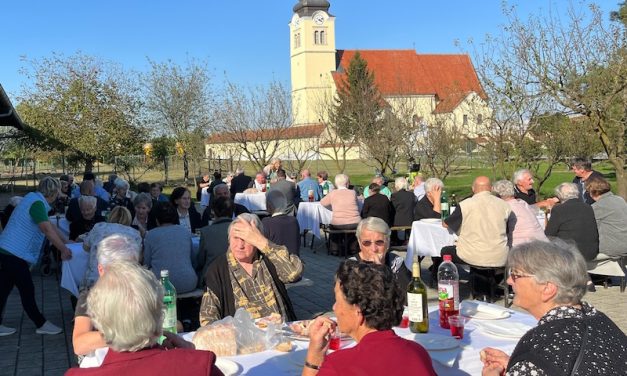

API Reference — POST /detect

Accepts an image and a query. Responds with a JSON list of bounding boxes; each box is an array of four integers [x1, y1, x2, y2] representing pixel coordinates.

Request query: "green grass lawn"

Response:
[[2, 158, 618, 201]]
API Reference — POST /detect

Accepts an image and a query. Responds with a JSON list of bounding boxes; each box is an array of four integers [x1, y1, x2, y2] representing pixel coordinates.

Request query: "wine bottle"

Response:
[[407, 257, 429, 333], [441, 190, 450, 220]]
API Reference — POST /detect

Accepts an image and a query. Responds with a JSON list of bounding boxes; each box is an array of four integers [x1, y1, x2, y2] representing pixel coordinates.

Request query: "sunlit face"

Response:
[[176, 191, 191, 210], [215, 186, 230, 199], [273, 160, 281, 169], [507, 268, 542, 312], [332, 281, 359, 336], [80, 204, 97, 220], [256, 174, 266, 184], [571, 165, 585, 178], [135, 203, 150, 220], [229, 229, 257, 263], [358, 229, 388, 264], [519, 173, 534, 191], [150, 186, 161, 199]]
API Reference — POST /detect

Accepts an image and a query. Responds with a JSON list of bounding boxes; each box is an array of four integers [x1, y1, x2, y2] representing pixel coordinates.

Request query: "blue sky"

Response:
[[1, 1, 617, 98]]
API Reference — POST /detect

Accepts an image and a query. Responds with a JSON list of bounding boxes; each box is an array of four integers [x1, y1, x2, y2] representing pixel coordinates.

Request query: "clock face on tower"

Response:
[[312, 11, 326, 25], [291, 14, 301, 28]]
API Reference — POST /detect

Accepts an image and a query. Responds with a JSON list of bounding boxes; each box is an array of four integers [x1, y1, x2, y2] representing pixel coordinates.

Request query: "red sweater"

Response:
[[65, 347, 223, 376], [319, 330, 437, 376]]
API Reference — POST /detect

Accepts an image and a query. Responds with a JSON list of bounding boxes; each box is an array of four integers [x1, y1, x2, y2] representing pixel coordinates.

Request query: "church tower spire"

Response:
[[290, 0, 336, 126]]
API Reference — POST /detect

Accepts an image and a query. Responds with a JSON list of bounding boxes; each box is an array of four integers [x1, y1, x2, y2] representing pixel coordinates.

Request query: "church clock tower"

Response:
[[290, 0, 336, 126]]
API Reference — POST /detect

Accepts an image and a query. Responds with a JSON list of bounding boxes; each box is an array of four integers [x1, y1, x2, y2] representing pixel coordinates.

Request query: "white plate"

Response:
[[404, 333, 460, 351], [420, 218, 442, 224], [215, 358, 241, 376], [476, 321, 531, 339], [463, 310, 510, 320]]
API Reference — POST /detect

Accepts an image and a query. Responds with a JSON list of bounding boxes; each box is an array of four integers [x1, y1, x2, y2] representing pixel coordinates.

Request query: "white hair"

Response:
[[114, 178, 130, 190], [356, 217, 391, 243], [87, 262, 163, 352], [38, 176, 61, 199], [236, 167, 244, 174], [229, 213, 263, 235], [492, 180, 516, 198], [512, 169, 531, 184], [394, 177, 408, 191], [555, 183, 579, 202], [334, 174, 349, 188], [97, 234, 142, 267], [424, 178, 444, 193], [78, 195, 97, 209]]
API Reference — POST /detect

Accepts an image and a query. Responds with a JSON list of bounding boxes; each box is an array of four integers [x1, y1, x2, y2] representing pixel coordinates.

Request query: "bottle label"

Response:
[[441, 203, 449, 211], [162, 304, 177, 330], [407, 292, 423, 322], [438, 283, 454, 300]]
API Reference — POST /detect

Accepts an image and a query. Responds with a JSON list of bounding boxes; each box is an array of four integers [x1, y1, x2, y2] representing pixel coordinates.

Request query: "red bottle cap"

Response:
[[443, 255, 453, 262]]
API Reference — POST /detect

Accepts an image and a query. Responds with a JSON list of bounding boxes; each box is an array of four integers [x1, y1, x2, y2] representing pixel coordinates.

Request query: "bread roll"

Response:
[[192, 324, 237, 356]]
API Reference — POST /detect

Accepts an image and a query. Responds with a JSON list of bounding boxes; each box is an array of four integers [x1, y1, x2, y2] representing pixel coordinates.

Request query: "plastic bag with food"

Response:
[[192, 308, 283, 355]]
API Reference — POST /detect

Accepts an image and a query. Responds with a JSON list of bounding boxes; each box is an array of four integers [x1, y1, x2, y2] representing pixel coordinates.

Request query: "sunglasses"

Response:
[[507, 268, 535, 282], [360, 240, 386, 247]]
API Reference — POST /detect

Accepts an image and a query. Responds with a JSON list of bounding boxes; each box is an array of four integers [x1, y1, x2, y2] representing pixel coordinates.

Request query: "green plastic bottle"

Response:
[[441, 190, 450, 220], [160, 270, 177, 335]]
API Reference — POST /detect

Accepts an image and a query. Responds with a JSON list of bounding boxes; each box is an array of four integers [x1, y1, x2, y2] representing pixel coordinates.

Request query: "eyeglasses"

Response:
[[507, 268, 535, 282], [360, 240, 386, 247]]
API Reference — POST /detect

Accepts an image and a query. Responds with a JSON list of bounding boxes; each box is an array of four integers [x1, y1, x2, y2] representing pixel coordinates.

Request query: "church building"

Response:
[[207, 0, 489, 163]]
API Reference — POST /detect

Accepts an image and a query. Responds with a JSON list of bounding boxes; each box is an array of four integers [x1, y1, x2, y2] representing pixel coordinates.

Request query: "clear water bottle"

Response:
[[160, 270, 177, 334], [438, 255, 459, 329]]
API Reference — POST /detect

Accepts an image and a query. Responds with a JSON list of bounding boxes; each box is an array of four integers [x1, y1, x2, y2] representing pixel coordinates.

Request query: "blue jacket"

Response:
[[297, 177, 321, 202]]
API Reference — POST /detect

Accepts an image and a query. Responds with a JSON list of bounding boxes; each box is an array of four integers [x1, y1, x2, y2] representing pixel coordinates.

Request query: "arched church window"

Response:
[[314, 31, 320, 45], [320, 30, 326, 45]]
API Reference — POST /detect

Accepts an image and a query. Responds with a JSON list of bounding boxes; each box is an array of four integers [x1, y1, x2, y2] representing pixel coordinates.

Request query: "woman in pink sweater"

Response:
[[320, 174, 361, 256]]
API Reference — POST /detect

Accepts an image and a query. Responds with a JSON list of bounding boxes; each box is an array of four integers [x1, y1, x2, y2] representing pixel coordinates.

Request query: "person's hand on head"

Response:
[[231, 219, 268, 251]]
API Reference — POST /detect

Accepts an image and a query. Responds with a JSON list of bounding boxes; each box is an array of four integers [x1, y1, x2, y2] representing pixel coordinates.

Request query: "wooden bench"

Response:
[[457, 264, 510, 307], [321, 226, 357, 258]]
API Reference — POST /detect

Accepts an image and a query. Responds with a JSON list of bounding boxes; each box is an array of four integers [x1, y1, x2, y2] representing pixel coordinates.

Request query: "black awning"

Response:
[[0, 84, 24, 130]]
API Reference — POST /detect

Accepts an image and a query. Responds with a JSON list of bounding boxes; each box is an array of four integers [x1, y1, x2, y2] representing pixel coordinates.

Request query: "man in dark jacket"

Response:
[[571, 158, 604, 205], [230, 168, 252, 198]]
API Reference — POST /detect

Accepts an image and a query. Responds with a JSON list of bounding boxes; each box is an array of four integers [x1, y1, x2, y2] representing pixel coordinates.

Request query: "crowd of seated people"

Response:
[[2, 158, 626, 374]]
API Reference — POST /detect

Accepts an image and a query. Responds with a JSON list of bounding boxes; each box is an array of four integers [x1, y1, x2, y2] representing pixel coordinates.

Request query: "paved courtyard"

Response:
[[0, 236, 625, 376]]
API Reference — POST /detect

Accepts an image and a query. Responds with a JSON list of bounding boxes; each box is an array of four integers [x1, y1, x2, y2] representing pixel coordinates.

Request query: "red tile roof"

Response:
[[332, 50, 486, 114], [207, 123, 325, 144]]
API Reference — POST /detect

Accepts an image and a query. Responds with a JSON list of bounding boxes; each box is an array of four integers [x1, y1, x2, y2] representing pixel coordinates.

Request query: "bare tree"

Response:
[[411, 115, 465, 180], [144, 57, 213, 184], [213, 80, 293, 170], [475, 2, 627, 197], [313, 89, 356, 173]]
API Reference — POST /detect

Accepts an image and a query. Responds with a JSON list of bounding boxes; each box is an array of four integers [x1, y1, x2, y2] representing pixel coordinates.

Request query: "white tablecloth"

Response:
[[61, 243, 90, 297], [80, 304, 537, 376], [60, 237, 201, 298], [406, 220, 457, 269], [54, 215, 70, 238], [296, 202, 332, 238], [234, 193, 267, 211]]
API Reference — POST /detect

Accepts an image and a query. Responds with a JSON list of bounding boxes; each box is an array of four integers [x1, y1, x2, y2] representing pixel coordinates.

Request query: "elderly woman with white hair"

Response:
[[414, 177, 444, 220], [69, 195, 105, 241], [349, 217, 411, 301], [67, 262, 222, 375], [492, 180, 548, 247], [320, 174, 362, 256], [545, 183, 599, 262], [108, 178, 134, 215], [481, 240, 626, 376], [72, 233, 142, 356]]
